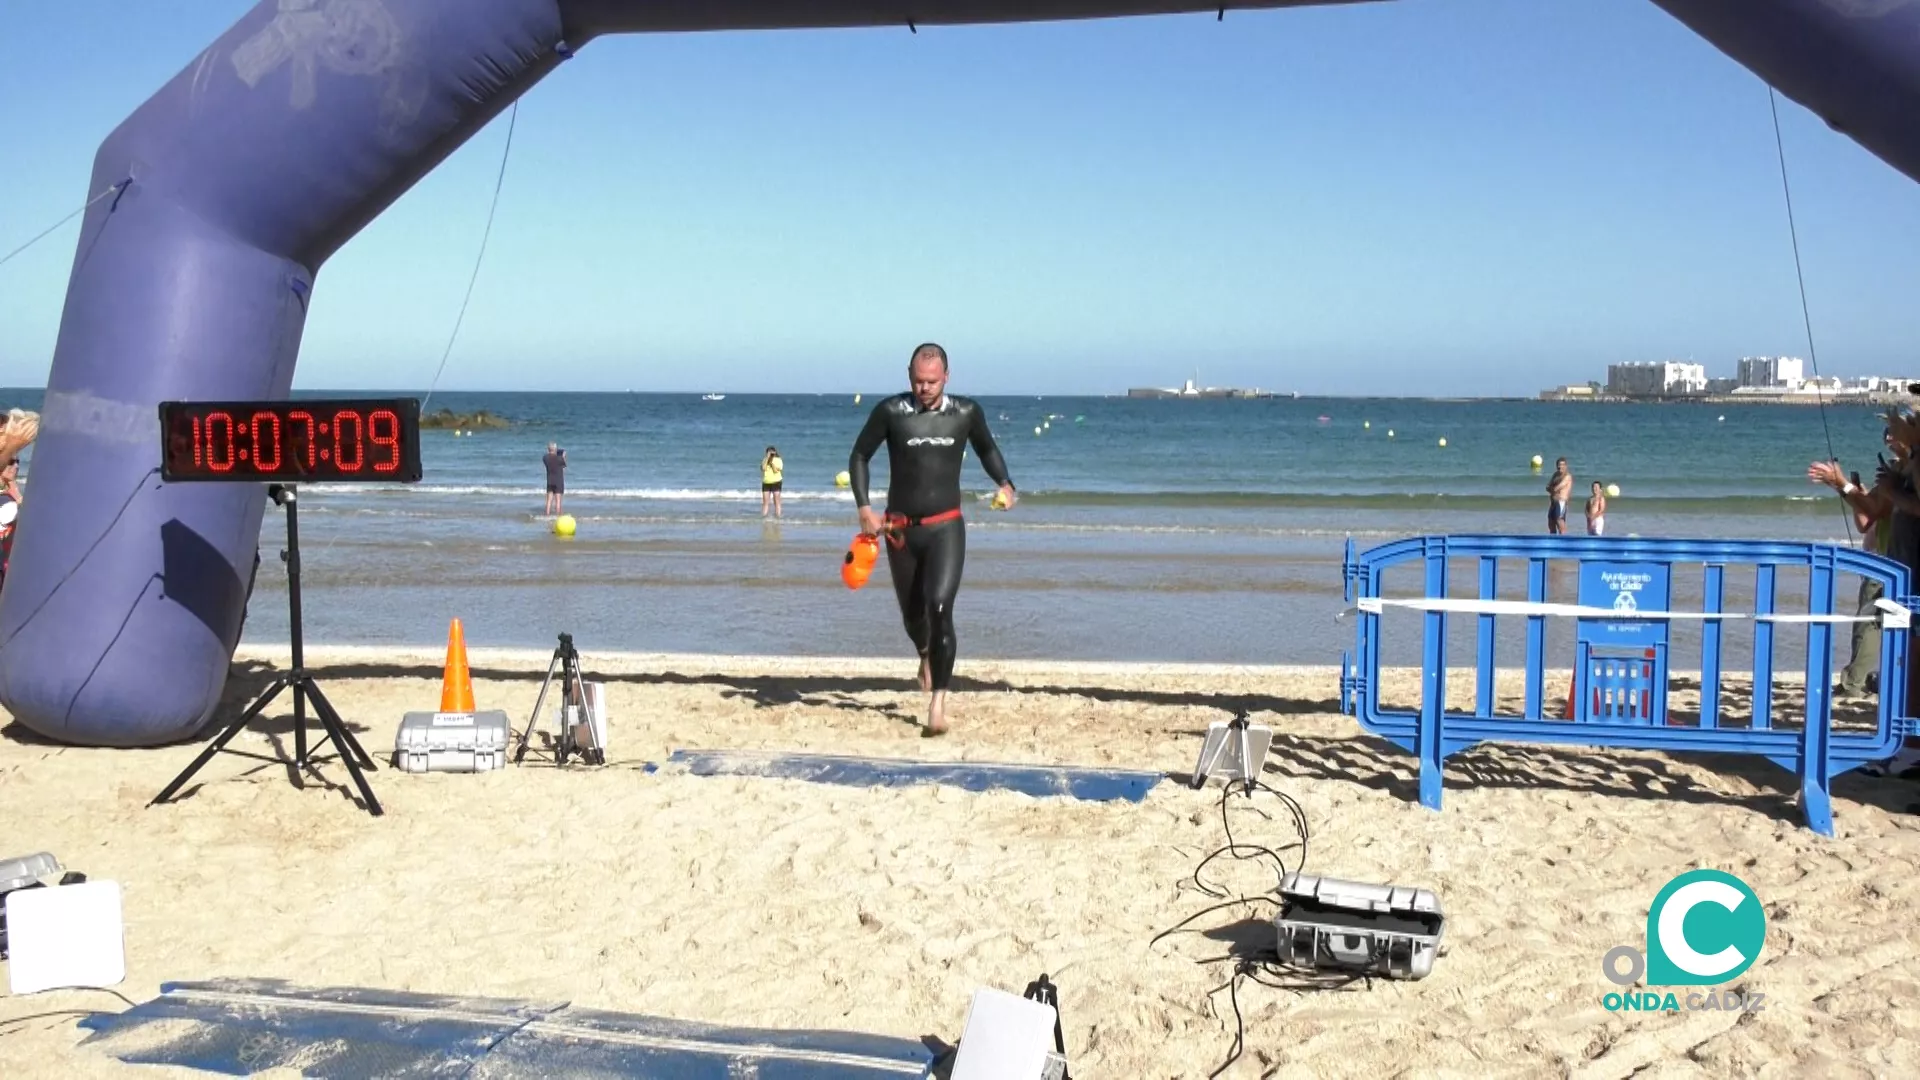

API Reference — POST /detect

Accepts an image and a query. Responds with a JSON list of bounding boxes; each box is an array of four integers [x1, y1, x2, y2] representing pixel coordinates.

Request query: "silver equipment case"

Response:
[[0, 852, 61, 896], [2, 852, 68, 960], [1274, 872, 1444, 980], [394, 710, 511, 773]]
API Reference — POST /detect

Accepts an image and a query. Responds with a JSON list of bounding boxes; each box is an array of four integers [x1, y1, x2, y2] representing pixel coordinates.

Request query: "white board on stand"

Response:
[[950, 985, 1056, 1080], [5, 881, 126, 995]]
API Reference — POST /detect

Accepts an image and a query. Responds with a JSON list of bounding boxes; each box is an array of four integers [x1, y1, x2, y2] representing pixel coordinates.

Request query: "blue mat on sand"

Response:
[[666, 748, 1165, 802], [79, 979, 934, 1078]]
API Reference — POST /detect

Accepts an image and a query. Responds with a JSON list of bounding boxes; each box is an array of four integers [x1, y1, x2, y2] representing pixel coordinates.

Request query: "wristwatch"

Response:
[[1843, 482, 1860, 495]]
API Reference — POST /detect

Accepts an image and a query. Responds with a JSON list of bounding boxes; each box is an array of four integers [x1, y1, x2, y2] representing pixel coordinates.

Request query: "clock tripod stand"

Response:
[[152, 484, 383, 816]]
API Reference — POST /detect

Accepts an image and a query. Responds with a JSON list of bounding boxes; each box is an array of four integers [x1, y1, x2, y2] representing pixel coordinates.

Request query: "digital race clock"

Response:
[[159, 398, 423, 483]]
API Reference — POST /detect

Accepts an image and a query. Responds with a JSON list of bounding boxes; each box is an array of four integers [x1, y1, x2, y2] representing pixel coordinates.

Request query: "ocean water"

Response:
[[2, 389, 1896, 665]]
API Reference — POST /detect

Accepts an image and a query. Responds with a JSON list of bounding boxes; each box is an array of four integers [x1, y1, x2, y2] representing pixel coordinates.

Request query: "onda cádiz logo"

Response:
[[906, 437, 955, 447], [1600, 870, 1768, 1013]]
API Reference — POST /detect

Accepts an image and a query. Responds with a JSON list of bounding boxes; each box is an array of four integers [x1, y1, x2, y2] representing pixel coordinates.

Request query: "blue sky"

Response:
[[2, 0, 1917, 396]]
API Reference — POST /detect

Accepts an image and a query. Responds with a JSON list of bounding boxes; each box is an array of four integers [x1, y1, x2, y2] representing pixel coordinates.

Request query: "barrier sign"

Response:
[[1578, 562, 1671, 649]]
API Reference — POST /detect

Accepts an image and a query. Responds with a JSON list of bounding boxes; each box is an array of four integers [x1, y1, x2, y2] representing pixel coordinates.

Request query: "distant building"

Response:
[[1538, 382, 1602, 401], [1737, 356, 1804, 389], [1850, 375, 1920, 393], [1606, 361, 1707, 398], [1706, 377, 1739, 394]]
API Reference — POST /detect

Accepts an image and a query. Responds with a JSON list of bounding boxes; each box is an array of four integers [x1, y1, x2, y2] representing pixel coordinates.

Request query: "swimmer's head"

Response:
[[547, 442, 558, 452], [1592, 480, 1602, 493], [909, 342, 948, 409]]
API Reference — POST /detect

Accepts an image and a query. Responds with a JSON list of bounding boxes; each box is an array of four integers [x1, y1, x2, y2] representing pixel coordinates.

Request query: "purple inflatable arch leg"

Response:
[[0, 0, 571, 746]]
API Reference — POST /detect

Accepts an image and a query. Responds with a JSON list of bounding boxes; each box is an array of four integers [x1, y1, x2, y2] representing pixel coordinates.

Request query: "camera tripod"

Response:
[[152, 484, 382, 816], [514, 631, 602, 765], [1190, 710, 1270, 796]]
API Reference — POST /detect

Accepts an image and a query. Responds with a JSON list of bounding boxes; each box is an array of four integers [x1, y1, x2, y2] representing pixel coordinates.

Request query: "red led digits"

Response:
[[251, 411, 282, 472], [288, 410, 317, 471], [206, 411, 236, 472], [370, 410, 399, 472], [159, 399, 419, 482], [334, 410, 363, 471]]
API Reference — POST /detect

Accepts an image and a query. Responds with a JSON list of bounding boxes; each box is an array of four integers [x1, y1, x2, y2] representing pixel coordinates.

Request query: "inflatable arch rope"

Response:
[[5, 0, 1920, 747]]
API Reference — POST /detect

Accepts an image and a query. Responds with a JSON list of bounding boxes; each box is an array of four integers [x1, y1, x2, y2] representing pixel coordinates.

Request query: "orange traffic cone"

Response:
[[441, 618, 476, 713]]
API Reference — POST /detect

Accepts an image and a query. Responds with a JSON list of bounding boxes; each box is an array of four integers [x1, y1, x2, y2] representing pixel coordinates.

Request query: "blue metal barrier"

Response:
[[1338, 536, 1918, 835]]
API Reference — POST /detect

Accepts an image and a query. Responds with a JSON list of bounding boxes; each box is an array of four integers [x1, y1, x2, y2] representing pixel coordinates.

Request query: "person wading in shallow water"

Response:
[[848, 343, 1016, 736]]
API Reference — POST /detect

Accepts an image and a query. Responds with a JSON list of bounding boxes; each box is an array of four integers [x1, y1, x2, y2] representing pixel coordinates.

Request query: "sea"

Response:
[[2, 389, 1898, 667]]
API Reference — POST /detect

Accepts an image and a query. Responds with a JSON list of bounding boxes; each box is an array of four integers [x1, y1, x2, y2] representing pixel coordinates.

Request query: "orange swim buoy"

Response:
[[841, 533, 880, 590]]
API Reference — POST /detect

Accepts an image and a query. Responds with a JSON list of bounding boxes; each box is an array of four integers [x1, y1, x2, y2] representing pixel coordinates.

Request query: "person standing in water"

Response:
[[848, 343, 1016, 736], [1586, 480, 1607, 536], [1547, 457, 1573, 534], [761, 446, 784, 518], [543, 442, 567, 517]]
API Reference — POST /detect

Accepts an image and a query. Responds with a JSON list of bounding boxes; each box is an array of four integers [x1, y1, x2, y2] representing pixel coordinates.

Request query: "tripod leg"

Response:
[[151, 678, 291, 806], [293, 678, 309, 766], [302, 682, 377, 770], [304, 679, 383, 817], [517, 653, 563, 764], [1192, 727, 1229, 789], [557, 657, 586, 766], [571, 658, 603, 766], [1232, 722, 1256, 796]]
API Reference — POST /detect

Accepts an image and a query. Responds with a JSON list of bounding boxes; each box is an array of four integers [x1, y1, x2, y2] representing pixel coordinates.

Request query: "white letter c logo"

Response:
[[1657, 880, 1747, 978]]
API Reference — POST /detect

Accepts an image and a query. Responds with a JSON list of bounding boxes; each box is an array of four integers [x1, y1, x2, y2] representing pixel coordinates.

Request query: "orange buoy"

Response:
[[841, 533, 880, 590]]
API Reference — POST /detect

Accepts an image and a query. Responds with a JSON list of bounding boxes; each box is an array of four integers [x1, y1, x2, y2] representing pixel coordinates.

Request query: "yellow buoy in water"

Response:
[[1363, 421, 1371, 429], [834, 470, 851, 488], [1530, 454, 1543, 468], [1437, 437, 1447, 448], [553, 514, 577, 537], [854, 393, 862, 404], [1387, 429, 1395, 438], [1034, 426, 1042, 435], [1606, 483, 1621, 498]]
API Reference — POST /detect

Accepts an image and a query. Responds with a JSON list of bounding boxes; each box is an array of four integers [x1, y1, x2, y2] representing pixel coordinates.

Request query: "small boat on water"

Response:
[[702, 393, 725, 401]]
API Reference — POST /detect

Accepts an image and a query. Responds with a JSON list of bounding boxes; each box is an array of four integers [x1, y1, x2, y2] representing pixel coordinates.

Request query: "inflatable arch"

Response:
[[5, 0, 1920, 747]]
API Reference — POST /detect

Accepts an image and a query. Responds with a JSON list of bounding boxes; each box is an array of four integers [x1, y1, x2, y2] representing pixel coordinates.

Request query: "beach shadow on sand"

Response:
[[0, 660, 383, 811], [60, 657, 1906, 826], [210, 659, 1342, 738], [237, 660, 1341, 719], [1241, 723, 1920, 828]]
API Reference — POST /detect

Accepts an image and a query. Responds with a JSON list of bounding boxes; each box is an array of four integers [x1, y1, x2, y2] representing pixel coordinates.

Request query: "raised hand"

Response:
[[1808, 460, 1846, 489]]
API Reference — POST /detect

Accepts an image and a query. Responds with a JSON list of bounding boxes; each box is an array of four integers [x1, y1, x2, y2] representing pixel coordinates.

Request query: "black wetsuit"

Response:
[[849, 393, 1013, 691]]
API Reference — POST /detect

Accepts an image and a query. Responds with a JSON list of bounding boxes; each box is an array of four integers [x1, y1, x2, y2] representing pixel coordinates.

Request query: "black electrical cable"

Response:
[[1148, 746, 1368, 1077]]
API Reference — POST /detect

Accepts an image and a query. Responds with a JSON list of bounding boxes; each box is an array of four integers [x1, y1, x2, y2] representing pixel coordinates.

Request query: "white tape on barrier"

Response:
[[1350, 595, 1910, 629]]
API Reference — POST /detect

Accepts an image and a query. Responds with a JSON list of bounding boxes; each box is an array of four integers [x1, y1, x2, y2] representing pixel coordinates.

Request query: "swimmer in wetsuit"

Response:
[[849, 343, 1017, 736]]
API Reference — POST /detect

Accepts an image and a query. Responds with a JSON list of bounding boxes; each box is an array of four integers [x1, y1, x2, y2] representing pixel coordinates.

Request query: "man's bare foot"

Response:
[[924, 690, 949, 737], [918, 653, 933, 694]]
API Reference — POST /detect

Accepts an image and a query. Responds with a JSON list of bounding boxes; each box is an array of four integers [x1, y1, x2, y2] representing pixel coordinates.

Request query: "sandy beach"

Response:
[[4, 646, 1920, 1078]]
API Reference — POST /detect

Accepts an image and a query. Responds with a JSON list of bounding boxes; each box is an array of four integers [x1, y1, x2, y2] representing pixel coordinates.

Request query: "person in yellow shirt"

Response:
[[761, 446, 784, 518]]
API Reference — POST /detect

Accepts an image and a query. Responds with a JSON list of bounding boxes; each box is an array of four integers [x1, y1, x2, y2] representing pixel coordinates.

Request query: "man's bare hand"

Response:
[[1808, 461, 1846, 490], [858, 506, 885, 537]]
